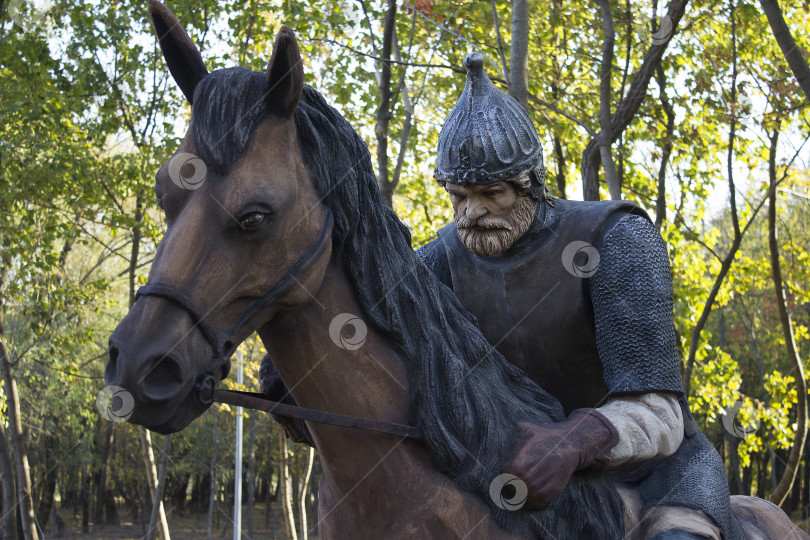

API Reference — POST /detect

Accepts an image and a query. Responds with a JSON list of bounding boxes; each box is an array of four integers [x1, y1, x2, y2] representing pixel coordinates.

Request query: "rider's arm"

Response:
[[589, 213, 686, 466], [597, 392, 683, 466]]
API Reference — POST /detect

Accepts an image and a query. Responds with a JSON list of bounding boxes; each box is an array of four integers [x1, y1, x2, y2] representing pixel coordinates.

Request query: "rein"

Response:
[[213, 389, 422, 439], [135, 211, 421, 440]]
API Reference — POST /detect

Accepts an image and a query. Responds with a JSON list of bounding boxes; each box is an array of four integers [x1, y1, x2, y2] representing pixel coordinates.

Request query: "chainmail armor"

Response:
[[637, 428, 745, 540], [589, 214, 684, 396]]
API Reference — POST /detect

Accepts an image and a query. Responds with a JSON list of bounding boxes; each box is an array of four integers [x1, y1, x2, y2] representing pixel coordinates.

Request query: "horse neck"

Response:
[[258, 261, 522, 538], [257, 260, 413, 465]]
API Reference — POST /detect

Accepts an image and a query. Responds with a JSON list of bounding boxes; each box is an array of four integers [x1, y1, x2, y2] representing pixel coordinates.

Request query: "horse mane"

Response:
[[191, 67, 624, 538]]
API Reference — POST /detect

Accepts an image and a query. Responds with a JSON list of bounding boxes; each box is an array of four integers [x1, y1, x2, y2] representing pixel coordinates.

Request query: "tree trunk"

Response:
[[597, 0, 620, 200], [581, 0, 689, 200], [766, 128, 807, 506], [104, 481, 119, 526], [549, 0, 566, 198], [510, 0, 530, 110], [129, 191, 169, 539], [390, 23, 414, 199], [683, 3, 749, 395], [264, 462, 275, 530], [138, 428, 170, 540], [801, 439, 810, 519], [246, 412, 256, 540], [491, 0, 511, 91], [553, 136, 566, 198], [0, 321, 38, 540], [92, 422, 114, 525], [206, 419, 217, 540], [278, 432, 297, 540], [726, 430, 744, 495], [146, 435, 172, 540], [296, 448, 315, 540], [654, 64, 675, 229], [0, 422, 18, 540], [80, 465, 90, 534], [375, 0, 397, 207], [742, 463, 752, 496], [759, 0, 810, 100], [35, 473, 55, 532]]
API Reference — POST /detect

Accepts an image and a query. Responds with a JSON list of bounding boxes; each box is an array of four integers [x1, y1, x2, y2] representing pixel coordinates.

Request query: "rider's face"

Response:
[[445, 180, 537, 257], [445, 181, 518, 222]]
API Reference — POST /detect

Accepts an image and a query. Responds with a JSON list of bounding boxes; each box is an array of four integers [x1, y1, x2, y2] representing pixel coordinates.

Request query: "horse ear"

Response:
[[148, 0, 208, 104], [265, 26, 304, 119]]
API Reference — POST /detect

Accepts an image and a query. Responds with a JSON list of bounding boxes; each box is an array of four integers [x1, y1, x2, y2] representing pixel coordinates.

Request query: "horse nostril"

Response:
[[140, 355, 186, 402]]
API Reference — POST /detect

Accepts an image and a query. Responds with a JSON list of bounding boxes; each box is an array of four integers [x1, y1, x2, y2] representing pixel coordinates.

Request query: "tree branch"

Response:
[[528, 93, 596, 136], [766, 126, 807, 505], [581, 0, 689, 200], [510, 0, 530, 109], [759, 0, 810, 101], [654, 64, 675, 228], [309, 38, 464, 73], [491, 0, 510, 89]]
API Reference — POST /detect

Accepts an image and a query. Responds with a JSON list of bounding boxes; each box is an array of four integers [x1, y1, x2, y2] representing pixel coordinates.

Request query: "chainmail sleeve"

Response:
[[589, 214, 684, 397]]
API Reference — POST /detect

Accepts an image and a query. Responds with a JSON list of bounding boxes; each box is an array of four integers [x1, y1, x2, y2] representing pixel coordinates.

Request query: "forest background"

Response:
[[1, 0, 809, 538]]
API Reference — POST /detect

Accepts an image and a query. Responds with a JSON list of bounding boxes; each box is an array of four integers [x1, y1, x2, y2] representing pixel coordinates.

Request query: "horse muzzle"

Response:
[[105, 297, 216, 433]]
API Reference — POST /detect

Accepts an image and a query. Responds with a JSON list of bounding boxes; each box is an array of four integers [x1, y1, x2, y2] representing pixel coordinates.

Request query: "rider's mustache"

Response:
[[456, 214, 513, 231]]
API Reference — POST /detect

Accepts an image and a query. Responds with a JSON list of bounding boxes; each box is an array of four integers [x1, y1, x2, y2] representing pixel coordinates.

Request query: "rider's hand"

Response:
[[504, 408, 619, 510]]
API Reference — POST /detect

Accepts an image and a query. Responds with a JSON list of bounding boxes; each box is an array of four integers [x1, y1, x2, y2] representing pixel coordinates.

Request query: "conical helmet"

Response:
[[434, 53, 546, 198]]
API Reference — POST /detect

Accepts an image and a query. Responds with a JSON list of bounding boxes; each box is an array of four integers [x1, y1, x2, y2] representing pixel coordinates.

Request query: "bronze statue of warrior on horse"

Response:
[[106, 1, 807, 538]]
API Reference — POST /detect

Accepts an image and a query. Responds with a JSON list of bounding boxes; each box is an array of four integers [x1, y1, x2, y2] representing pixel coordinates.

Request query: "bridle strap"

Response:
[[226, 211, 334, 345], [214, 389, 422, 440], [135, 211, 334, 376], [133, 283, 223, 356]]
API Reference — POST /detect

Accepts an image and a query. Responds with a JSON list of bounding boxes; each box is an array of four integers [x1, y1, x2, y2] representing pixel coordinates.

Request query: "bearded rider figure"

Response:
[[415, 53, 743, 540]]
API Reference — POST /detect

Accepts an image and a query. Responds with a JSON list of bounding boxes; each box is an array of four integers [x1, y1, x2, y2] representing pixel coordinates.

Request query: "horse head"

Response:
[[106, 0, 331, 433]]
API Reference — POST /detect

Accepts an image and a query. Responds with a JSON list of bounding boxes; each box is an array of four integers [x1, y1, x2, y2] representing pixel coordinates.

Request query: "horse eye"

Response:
[[239, 212, 266, 229]]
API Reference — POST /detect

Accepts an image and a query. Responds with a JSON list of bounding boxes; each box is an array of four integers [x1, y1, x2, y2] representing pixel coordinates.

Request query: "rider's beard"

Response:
[[456, 194, 538, 256]]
